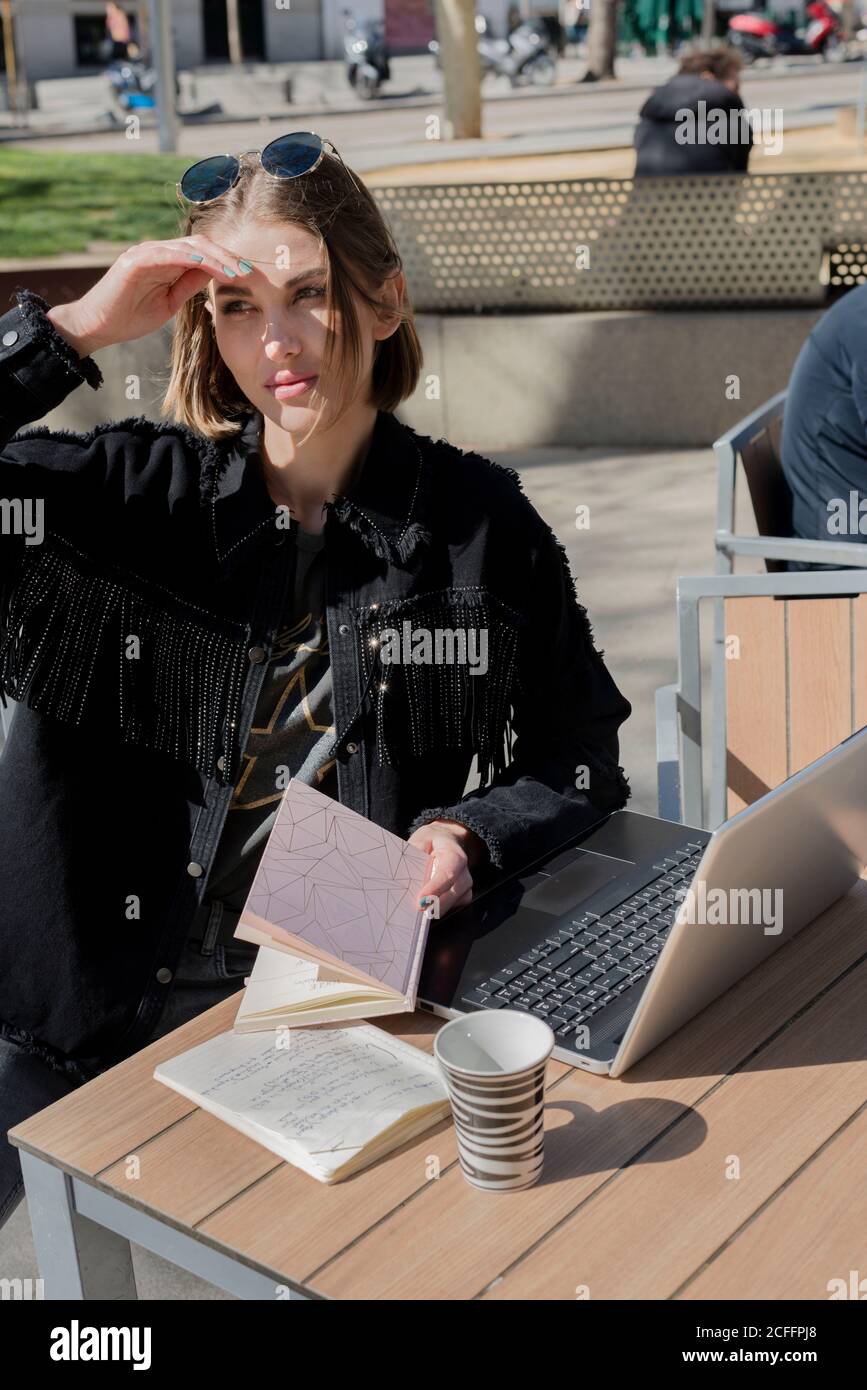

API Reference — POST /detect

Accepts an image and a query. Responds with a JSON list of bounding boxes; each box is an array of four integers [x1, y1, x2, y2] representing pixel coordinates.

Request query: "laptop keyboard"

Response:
[[460, 842, 706, 1046]]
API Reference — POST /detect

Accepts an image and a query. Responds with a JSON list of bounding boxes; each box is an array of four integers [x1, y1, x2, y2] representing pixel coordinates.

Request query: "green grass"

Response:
[[0, 148, 197, 257]]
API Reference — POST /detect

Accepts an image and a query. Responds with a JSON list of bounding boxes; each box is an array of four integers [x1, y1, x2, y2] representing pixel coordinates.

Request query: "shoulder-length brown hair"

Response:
[[160, 147, 423, 440]]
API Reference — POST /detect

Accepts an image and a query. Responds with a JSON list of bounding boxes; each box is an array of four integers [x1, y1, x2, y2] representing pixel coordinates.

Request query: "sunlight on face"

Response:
[[204, 219, 379, 431]]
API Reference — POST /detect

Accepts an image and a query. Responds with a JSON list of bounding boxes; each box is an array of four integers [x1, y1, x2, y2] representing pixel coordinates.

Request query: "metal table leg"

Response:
[[20, 1150, 137, 1300]]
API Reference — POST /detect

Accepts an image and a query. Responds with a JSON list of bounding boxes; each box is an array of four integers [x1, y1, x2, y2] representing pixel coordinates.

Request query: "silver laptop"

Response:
[[417, 726, 867, 1076]]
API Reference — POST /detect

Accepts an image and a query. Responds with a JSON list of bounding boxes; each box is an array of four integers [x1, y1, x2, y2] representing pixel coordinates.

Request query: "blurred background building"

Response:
[[0, 0, 826, 80], [2, 0, 450, 75]]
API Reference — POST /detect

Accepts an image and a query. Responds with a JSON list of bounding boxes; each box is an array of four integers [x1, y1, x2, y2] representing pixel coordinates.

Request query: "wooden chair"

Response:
[[656, 569, 867, 830], [724, 586, 867, 818], [655, 394, 867, 829]]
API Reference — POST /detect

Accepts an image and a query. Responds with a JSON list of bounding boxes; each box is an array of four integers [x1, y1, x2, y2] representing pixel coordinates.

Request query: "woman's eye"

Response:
[[219, 286, 325, 316]]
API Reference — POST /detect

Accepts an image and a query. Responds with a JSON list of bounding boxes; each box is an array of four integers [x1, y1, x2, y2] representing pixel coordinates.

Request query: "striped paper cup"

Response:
[[433, 1010, 555, 1191]]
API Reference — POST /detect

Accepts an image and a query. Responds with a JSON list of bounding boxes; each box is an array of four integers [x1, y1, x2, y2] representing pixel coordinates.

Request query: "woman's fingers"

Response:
[[66, 240, 247, 352], [157, 236, 254, 315], [420, 849, 466, 899], [119, 240, 242, 284], [174, 234, 251, 278], [433, 884, 473, 918], [407, 825, 477, 921], [121, 241, 246, 317], [420, 857, 474, 919]]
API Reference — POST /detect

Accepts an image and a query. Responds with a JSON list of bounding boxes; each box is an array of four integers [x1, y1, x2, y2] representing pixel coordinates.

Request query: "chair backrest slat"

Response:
[[854, 596, 867, 730], [725, 594, 856, 816], [724, 595, 788, 817], [787, 597, 852, 773]]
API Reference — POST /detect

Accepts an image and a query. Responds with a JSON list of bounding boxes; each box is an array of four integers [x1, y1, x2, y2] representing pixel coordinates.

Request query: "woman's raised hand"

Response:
[[45, 235, 252, 358], [406, 819, 487, 920]]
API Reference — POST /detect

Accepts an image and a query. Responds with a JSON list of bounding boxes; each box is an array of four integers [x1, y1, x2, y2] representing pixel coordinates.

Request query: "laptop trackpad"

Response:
[[518, 849, 635, 917]]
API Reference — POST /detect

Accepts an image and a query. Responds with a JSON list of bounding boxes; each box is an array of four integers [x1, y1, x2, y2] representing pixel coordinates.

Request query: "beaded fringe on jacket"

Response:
[[353, 588, 522, 788], [0, 533, 249, 781]]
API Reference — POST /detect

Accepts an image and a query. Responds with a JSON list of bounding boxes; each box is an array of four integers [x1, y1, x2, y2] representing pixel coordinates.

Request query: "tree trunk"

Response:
[[0, 1, 18, 111], [226, 0, 243, 66], [433, 0, 482, 139], [585, 0, 620, 80]]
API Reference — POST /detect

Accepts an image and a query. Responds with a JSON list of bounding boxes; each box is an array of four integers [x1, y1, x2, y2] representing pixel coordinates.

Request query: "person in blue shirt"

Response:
[[780, 283, 867, 569]]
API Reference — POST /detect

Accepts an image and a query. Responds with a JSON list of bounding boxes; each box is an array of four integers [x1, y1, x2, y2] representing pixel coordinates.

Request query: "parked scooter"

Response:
[[102, 37, 182, 120], [105, 53, 157, 113], [727, 0, 845, 64], [343, 10, 391, 99], [429, 14, 557, 87]]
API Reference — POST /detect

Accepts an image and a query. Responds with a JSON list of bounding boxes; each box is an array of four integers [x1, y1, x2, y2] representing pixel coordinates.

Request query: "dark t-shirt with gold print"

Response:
[[203, 523, 339, 939]]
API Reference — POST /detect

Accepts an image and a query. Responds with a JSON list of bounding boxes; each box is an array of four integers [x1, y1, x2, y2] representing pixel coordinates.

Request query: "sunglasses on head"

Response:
[[176, 130, 357, 205]]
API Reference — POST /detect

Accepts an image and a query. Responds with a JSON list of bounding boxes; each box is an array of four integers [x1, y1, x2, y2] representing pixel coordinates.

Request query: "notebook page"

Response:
[[244, 947, 320, 985], [154, 1025, 449, 1177], [239, 779, 432, 997]]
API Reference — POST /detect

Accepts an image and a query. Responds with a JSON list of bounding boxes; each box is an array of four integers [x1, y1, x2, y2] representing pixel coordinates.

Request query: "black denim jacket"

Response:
[[0, 289, 631, 1074]]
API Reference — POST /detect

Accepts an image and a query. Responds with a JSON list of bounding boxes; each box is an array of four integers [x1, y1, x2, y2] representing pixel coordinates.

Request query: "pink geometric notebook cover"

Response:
[[239, 780, 433, 997]]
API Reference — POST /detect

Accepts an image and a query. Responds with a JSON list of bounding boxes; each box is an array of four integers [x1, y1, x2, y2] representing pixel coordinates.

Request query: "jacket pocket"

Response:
[[352, 586, 527, 787]]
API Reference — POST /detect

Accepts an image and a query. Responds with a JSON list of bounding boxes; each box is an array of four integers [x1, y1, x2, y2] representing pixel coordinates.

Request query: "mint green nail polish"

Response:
[[222, 265, 237, 277], [237, 259, 253, 274], [188, 252, 204, 262]]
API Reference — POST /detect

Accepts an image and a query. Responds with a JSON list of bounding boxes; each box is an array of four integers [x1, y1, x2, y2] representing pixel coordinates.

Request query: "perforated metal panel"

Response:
[[825, 242, 867, 297], [373, 171, 867, 312]]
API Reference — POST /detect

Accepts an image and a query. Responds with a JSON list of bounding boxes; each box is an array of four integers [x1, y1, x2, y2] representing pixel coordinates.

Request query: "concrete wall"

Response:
[[264, 0, 323, 63], [16, 294, 824, 450], [396, 308, 824, 451]]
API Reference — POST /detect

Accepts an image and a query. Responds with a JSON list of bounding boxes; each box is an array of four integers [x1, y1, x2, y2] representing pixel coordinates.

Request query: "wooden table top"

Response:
[[10, 878, 867, 1301]]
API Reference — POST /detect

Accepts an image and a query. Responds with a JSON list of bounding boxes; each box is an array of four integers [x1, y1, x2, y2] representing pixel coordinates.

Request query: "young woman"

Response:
[[0, 132, 631, 1227]]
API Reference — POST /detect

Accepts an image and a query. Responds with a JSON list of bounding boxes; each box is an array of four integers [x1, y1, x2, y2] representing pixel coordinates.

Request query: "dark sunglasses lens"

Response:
[[181, 155, 239, 202], [261, 132, 324, 179]]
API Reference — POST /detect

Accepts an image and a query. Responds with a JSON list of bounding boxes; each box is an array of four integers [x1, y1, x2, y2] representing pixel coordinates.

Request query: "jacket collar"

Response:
[[205, 407, 433, 568]]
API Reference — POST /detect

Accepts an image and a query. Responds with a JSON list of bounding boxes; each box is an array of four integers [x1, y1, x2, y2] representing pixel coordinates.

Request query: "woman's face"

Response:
[[203, 218, 397, 432]]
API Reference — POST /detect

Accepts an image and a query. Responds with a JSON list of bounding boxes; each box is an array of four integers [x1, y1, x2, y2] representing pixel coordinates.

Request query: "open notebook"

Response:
[[154, 1022, 450, 1184], [232, 780, 437, 1032]]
